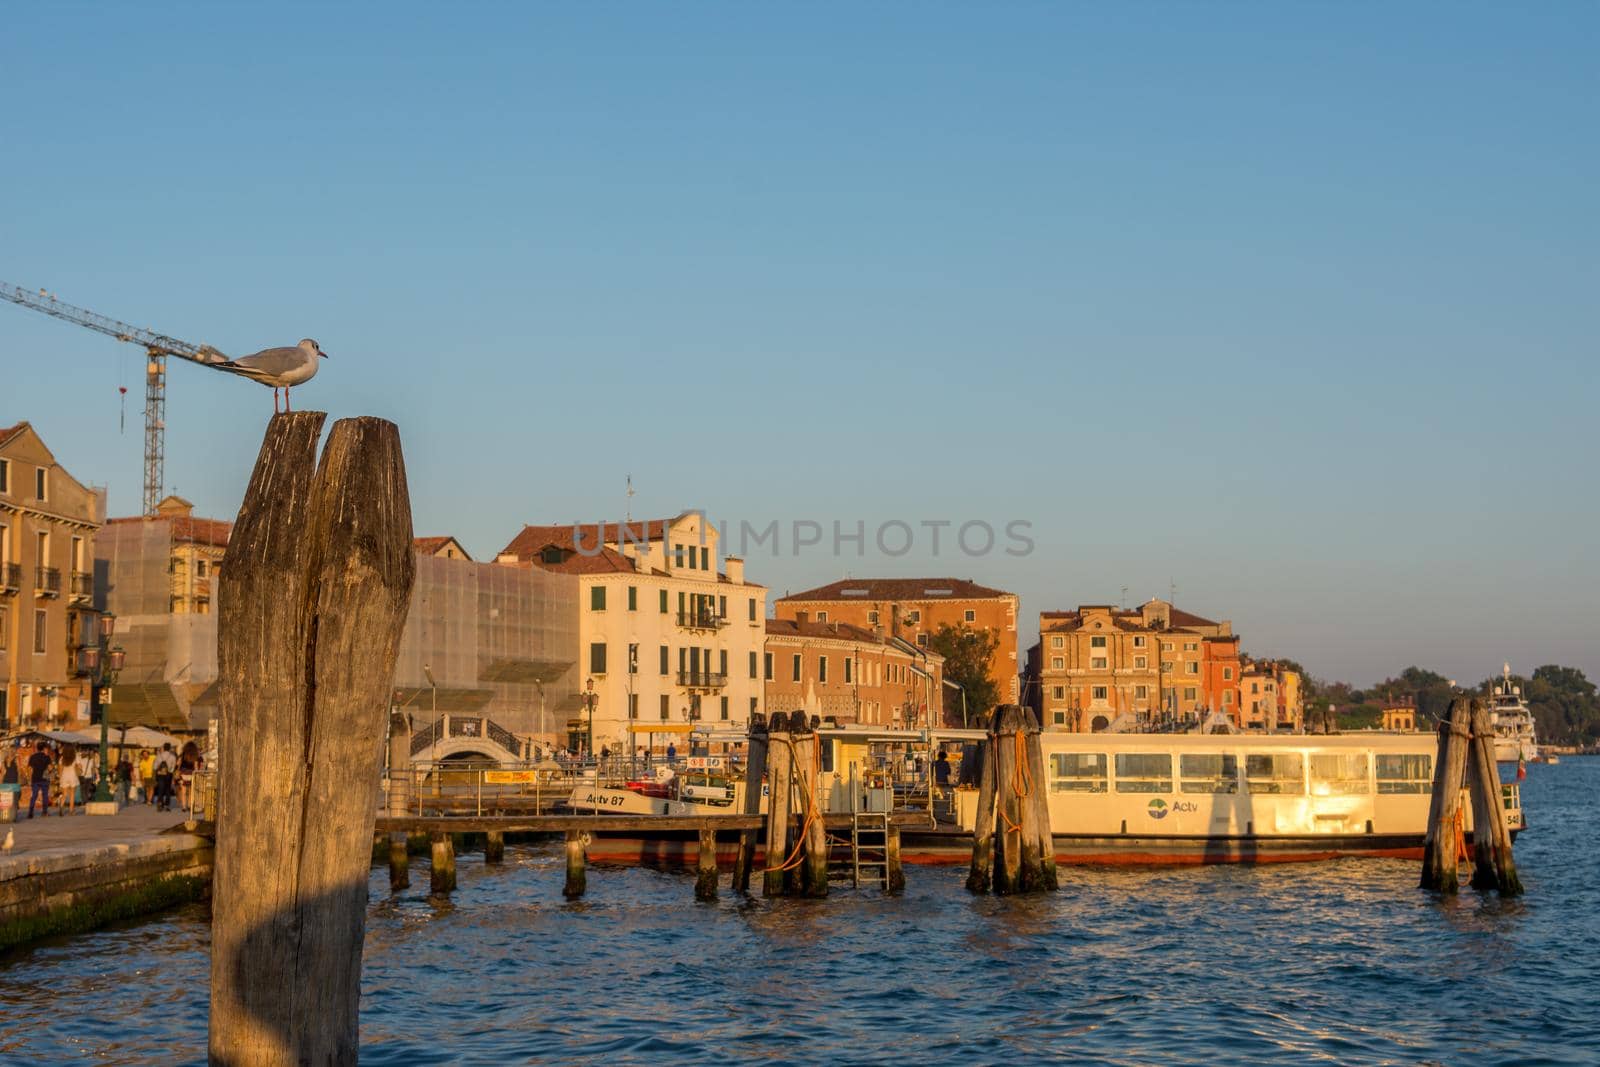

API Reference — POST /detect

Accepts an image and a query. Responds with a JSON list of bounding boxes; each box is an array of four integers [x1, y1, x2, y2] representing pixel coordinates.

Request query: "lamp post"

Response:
[[422, 663, 437, 759], [74, 611, 126, 807], [582, 677, 597, 761]]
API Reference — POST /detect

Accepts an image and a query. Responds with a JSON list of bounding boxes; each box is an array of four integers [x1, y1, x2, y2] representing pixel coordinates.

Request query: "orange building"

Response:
[[764, 616, 945, 728], [1031, 599, 1234, 731], [774, 577, 1018, 705]]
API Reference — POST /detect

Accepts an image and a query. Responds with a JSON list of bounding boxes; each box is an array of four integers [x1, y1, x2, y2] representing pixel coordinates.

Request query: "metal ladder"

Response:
[[851, 811, 890, 889]]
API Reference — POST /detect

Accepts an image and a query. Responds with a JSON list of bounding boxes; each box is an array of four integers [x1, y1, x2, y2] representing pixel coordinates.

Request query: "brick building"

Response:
[[774, 577, 1019, 705], [764, 616, 946, 728]]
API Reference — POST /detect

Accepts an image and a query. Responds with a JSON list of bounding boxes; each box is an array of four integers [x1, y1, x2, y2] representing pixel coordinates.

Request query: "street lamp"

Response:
[[582, 677, 597, 761], [74, 610, 125, 807]]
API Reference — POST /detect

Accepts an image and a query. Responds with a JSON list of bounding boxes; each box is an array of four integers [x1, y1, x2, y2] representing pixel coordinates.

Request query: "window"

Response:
[[1180, 754, 1238, 794], [916, 633, 928, 647], [660, 694, 670, 721], [1050, 753, 1108, 793], [1245, 753, 1303, 795], [1311, 754, 1370, 796], [816, 611, 828, 622], [33, 608, 48, 654], [628, 693, 639, 719], [35, 467, 47, 501], [748, 598, 756, 621], [906, 610, 920, 623], [818, 656, 828, 683], [660, 645, 669, 674], [1052, 685, 1065, 700], [589, 642, 607, 674], [720, 696, 729, 720], [1114, 753, 1172, 793], [0, 605, 6, 649], [868, 610, 879, 624], [1222, 667, 1233, 681], [700, 546, 709, 571], [1051, 657, 1065, 670], [1251, 682, 1259, 694], [627, 586, 637, 611], [1183, 642, 1197, 652], [1050, 636, 1064, 649], [1222, 691, 1233, 705], [0, 458, 7, 493], [1161, 661, 1174, 673], [1376, 753, 1433, 794], [1133, 636, 1146, 648], [749, 651, 758, 679], [660, 589, 669, 613], [1186, 662, 1199, 675], [764, 652, 773, 680], [750, 696, 759, 719], [36, 530, 49, 568], [719, 596, 727, 618], [197, 559, 209, 579], [1134, 656, 1147, 669], [1090, 636, 1107, 649], [1091, 657, 1108, 669], [844, 658, 853, 684], [1134, 685, 1148, 699], [1183, 687, 1197, 701], [1052, 710, 1066, 726], [719, 649, 728, 677], [792, 654, 802, 682], [590, 586, 606, 611], [964, 609, 976, 623], [1091, 685, 1108, 701], [1162, 642, 1174, 652]]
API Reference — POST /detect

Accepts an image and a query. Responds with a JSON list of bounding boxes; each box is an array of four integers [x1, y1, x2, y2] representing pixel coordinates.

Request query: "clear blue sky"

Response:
[[3, 3, 1595, 687]]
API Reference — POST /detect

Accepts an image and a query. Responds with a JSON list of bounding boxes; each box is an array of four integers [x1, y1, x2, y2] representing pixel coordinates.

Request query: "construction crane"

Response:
[[1, 281, 232, 517]]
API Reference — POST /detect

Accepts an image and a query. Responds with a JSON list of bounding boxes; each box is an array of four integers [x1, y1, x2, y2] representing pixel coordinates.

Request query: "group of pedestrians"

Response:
[[2, 739, 200, 817]]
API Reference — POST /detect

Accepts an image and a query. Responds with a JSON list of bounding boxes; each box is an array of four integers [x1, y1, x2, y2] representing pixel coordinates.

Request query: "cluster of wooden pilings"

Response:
[[1420, 696, 1523, 896], [755, 710, 832, 898], [967, 705, 1057, 895]]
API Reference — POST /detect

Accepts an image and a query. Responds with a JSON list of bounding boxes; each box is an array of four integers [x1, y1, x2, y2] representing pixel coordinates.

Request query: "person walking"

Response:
[[79, 749, 99, 803], [153, 744, 177, 812], [58, 749, 80, 816], [116, 752, 134, 806], [138, 749, 155, 804], [25, 743, 51, 819], [177, 741, 200, 812]]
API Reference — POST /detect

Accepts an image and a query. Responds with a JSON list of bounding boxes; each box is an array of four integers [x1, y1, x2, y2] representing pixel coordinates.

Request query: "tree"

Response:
[[925, 623, 1000, 727]]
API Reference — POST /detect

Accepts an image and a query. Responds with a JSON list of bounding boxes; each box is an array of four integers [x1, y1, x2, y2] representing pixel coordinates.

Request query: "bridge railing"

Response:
[[383, 760, 583, 819]]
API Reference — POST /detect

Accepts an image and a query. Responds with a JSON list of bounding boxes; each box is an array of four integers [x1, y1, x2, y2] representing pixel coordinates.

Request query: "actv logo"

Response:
[[1147, 798, 1168, 820]]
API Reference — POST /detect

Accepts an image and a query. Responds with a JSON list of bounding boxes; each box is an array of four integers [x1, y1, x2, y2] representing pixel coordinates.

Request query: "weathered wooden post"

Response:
[[762, 711, 793, 897], [484, 830, 505, 865], [210, 413, 416, 1066], [991, 706, 1026, 893], [563, 829, 586, 899], [1021, 706, 1058, 891], [694, 826, 719, 901], [387, 711, 412, 891], [790, 711, 829, 897], [1467, 699, 1523, 896], [1420, 697, 1473, 893], [965, 723, 998, 894], [885, 823, 905, 894], [429, 832, 456, 894], [730, 716, 768, 893]]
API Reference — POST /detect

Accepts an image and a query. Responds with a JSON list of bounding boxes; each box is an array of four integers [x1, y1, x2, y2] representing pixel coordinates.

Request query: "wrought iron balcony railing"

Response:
[[677, 611, 726, 631], [677, 670, 727, 689], [0, 562, 20, 591], [70, 571, 93, 600], [35, 566, 61, 597]]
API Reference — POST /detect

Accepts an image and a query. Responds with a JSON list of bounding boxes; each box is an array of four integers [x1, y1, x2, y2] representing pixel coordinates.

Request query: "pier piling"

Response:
[[965, 725, 998, 894], [695, 828, 719, 901], [762, 712, 794, 897], [886, 824, 905, 894], [1467, 700, 1523, 896], [429, 832, 456, 895], [731, 717, 768, 894], [791, 712, 829, 898], [484, 831, 505, 865], [563, 830, 586, 899], [1421, 697, 1473, 893], [968, 705, 1056, 895]]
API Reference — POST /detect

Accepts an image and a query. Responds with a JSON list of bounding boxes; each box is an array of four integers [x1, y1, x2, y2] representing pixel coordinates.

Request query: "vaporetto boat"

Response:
[[569, 725, 1525, 868]]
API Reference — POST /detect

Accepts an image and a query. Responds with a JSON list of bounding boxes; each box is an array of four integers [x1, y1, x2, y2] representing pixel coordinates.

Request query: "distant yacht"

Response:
[[1489, 663, 1539, 764]]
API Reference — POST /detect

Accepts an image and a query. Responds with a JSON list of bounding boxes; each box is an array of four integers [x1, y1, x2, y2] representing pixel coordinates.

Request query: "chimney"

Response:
[[725, 556, 744, 584], [794, 610, 809, 625]]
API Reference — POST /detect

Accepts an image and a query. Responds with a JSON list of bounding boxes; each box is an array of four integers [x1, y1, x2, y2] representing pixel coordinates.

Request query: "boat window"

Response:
[[1244, 753, 1303, 795], [1179, 754, 1238, 794], [1376, 753, 1432, 794], [1310, 753, 1369, 795], [1114, 753, 1172, 793], [1050, 753, 1107, 793]]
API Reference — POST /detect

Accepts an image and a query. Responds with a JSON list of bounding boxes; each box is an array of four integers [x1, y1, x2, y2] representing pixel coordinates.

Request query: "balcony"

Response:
[[0, 562, 19, 594], [35, 566, 61, 599], [70, 571, 93, 602], [677, 670, 727, 689], [677, 611, 726, 631]]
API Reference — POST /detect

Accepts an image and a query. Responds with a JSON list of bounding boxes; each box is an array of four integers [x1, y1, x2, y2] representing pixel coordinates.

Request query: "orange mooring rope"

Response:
[[998, 729, 1034, 837], [765, 735, 821, 873]]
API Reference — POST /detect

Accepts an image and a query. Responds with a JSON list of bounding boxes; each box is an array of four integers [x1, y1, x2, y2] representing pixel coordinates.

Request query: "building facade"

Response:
[[1, 422, 104, 731], [1031, 599, 1237, 731], [774, 577, 1019, 705], [500, 513, 767, 755], [764, 616, 946, 728]]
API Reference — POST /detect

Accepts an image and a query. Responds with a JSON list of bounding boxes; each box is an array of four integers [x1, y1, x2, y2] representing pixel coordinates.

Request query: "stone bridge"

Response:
[[408, 713, 525, 765]]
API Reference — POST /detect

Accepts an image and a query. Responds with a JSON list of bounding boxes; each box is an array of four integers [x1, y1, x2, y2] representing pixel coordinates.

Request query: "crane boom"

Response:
[[0, 280, 233, 516]]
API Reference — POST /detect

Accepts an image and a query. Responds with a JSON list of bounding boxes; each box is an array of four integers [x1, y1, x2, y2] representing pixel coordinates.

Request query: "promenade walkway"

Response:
[[6, 804, 192, 854]]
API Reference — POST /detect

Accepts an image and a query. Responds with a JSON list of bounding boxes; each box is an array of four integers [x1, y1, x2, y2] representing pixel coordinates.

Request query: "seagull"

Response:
[[212, 338, 328, 412]]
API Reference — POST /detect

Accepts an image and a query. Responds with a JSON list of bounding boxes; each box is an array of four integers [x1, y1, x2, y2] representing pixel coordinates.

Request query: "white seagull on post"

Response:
[[211, 338, 328, 412]]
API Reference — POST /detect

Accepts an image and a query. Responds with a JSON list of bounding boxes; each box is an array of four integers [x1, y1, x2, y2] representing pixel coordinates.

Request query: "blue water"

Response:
[[3, 761, 1597, 1065]]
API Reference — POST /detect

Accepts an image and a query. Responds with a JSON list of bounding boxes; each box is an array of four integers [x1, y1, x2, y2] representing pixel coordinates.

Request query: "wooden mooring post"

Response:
[[791, 711, 829, 898], [484, 830, 505, 865], [209, 413, 416, 1066], [387, 711, 412, 891], [762, 711, 794, 897], [429, 832, 456, 895], [695, 827, 719, 901], [967, 705, 1057, 895], [1420, 697, 1473, 893], [564, 829, 587, 899], [730, 716, 768, 893], [1467, 700, 1523, 896]]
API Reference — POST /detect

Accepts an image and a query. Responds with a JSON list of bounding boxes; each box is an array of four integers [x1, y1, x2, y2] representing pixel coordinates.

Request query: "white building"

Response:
[[499, 512, 766, 754]]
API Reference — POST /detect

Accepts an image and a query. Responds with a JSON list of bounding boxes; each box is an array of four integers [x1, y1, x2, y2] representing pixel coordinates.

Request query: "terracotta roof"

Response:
[[414, 535, 473, 560], [0, 422, 27, 448], [765, 618, 937, 659], [528, 545, 641, 575], [779, 577, 1012, 602], [1169, 607, 1220, 628], [107, 512, 232, 547], [500, 520, 672, 561]]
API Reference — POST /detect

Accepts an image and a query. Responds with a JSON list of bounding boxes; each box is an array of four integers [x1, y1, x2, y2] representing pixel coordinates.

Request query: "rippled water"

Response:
[[4, 760, 1598, 1065]]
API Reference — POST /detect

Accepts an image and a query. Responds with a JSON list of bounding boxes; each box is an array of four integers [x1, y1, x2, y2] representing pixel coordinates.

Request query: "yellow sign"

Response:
[[483, 770, 539, 784]]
